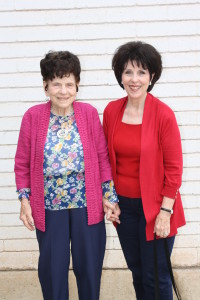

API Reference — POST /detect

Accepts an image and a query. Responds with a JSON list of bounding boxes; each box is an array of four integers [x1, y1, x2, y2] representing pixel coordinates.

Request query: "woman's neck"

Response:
[[122, 93, 147, 124], [51, 104, 74, 117], [126, 93, 147, 112]]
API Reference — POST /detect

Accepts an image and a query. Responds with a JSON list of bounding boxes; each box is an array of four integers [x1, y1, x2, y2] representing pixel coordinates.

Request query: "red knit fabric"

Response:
[[113, 122, 142, 198], [15, 101, 113, 232], [103, 93, 186, 241]]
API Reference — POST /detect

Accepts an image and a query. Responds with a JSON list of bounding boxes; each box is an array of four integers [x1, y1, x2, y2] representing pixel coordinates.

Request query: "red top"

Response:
[[113, 122, 142, 198], [103, 93, 186, 241]]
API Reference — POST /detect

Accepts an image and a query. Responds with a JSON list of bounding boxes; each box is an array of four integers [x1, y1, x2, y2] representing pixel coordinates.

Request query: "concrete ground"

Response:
[[0, 269, 199, 299]]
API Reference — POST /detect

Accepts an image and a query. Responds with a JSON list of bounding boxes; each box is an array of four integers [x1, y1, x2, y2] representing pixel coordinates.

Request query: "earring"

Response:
[[45, 96, 50, 101], [121, 81, 124, 89], [149, 81, 152, 86]]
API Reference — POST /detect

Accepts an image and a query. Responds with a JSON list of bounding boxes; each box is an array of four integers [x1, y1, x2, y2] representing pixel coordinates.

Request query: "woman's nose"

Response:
[[60, 85, 68, 94], [130, 73, 138, 82]]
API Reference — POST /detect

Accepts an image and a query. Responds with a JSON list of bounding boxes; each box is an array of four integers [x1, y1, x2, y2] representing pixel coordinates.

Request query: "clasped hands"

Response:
[[103, 198, 121, 224]]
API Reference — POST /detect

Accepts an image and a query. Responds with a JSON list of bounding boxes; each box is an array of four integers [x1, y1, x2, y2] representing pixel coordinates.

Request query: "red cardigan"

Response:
[[103, 93, 186, 241]]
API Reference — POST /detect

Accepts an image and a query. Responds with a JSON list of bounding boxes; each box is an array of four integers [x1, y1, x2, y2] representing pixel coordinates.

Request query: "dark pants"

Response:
[[116, 195, 175, 300], [36, 208, 106, 300]]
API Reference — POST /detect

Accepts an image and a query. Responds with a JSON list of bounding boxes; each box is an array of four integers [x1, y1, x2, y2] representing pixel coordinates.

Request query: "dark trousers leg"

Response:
[[117, 195, 175, 300], [117, 196, 144, 299], [70, 208, 106, 300], [36, 210, 70, 300]]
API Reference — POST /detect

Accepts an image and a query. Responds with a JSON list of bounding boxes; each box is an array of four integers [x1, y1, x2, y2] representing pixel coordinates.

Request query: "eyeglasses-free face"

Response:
[[121, 60, 152, 103], [44, 74, 78, 116]]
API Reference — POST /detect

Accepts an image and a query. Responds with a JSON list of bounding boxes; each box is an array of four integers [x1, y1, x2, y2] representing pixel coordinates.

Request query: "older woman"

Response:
[[103, 41, 186, 300], [14, 50, 120, 300]]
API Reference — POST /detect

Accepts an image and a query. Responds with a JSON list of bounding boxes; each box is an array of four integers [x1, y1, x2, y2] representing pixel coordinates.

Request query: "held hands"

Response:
[[20, 198, 35, 231], [154, 210, 171, 238], [103, 198, 121, 224]]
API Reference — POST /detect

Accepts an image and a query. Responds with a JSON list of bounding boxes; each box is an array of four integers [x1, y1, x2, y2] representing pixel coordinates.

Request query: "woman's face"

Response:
[[121, 60, 152, 102], [44, 73, 78, 114]]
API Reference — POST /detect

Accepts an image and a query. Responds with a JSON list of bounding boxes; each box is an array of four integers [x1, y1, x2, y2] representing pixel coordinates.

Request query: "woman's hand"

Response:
[[154, 210, 171, 238], [20, 198, 35, 231], [103, 198, 121, 224]]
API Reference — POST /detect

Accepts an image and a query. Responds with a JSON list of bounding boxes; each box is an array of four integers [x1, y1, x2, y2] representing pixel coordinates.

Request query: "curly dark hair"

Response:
[[40, 51, 81, 91], [112, 41, 162, 92]]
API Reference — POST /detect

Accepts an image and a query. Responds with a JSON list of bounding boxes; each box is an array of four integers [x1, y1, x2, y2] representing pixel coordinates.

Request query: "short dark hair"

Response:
[[112, 41, 162, 92], [40, 51, 81, 85]]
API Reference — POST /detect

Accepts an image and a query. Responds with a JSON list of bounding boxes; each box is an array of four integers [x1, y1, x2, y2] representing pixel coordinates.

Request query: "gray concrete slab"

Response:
[[0, 269, 199, 300], [0, 270, 135, 300]]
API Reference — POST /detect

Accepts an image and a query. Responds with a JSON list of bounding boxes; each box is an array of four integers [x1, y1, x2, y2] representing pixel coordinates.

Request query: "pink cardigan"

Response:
[[15, 101, 112, 231]]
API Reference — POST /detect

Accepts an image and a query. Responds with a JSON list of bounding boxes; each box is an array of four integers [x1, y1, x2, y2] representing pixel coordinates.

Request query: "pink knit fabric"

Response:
[[15, 101, 112, 231]]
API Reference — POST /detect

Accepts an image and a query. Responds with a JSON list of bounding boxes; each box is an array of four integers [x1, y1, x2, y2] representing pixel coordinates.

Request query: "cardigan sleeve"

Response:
[[14, 110, 31, 190], [92, 108, 112, 183], [160, 108, 183, 200], [103, 105, 109, 142]]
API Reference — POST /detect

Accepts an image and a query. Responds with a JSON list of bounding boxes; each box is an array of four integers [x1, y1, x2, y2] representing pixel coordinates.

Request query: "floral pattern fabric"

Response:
[[17, 112, 118, 208], [17, 188, 31, 200], [43, 112, 86, 209]]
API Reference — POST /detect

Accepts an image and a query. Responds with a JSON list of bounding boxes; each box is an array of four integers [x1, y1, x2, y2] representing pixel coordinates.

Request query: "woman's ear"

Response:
[[76, 81, 80, 92], [151, 73, 155, 81], [43, 81, 48, 95]]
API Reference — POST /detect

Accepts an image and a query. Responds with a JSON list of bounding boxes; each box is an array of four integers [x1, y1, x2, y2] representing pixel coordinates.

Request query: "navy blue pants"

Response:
[[36, 208, 106, 300], [116, 196, 175, 300]]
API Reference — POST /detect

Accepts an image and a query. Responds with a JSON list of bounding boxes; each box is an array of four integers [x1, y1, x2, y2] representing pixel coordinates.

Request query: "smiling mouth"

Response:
[[58, 98, 69, 101], [129, 86, 140, 92]]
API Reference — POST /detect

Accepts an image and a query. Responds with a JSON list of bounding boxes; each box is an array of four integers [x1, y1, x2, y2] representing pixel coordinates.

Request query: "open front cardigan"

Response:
[[103, 93, 186, 241], [15, 101, 113, 231]]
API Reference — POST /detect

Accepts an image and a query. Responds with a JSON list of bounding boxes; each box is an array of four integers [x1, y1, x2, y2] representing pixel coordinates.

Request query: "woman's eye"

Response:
[[125, 70, 132, 75]]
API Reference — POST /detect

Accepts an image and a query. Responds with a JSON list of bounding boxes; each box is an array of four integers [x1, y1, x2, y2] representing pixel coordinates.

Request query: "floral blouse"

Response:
[[18, 112, 118, 210]]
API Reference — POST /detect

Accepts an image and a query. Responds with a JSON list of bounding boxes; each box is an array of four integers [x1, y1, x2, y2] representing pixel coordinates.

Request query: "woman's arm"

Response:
[[160, 109, 183, 199], [14, 111, 31, 189], [102, 105, 109, 142], [154, 109, 183, 238], [92, 107, 112, 182], [102, 180, 120, 224], [14, 111, 35, 231], [92, 108, 121, 222]]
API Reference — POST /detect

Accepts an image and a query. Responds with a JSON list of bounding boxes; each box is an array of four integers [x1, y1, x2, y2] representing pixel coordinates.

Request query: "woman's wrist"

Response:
[[160, 207, 173, 215], [20, 196, 29, 203], [161, 196, 175, 210]]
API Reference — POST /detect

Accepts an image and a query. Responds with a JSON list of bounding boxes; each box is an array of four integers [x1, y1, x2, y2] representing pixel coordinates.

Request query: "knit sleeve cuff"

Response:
[[161, 185, 179, 200]]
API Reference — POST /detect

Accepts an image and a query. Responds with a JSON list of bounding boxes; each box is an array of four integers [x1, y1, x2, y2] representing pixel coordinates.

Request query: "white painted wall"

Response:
[[0, 0, 200, 270]]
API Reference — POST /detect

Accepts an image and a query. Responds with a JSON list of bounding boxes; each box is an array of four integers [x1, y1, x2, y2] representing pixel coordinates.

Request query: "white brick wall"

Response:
[[0, 0, 200, 270]]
